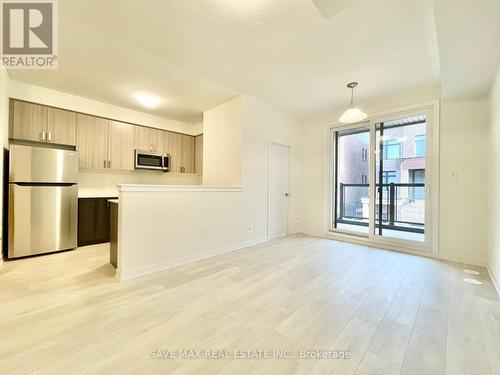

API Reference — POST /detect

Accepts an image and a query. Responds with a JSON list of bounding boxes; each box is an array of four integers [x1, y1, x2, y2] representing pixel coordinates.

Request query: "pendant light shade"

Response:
[[339, 82, 367, 123]]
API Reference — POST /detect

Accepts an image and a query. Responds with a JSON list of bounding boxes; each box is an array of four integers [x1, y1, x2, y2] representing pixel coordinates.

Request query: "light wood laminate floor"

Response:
[[1, 235, 499, 374]]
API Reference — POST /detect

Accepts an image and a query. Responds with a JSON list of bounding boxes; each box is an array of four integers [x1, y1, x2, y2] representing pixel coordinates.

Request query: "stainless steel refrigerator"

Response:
[[8, 144, 78, 258]]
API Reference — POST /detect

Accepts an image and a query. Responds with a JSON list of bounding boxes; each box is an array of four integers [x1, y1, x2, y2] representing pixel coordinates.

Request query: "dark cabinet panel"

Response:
[[77, 197, 117, 247]]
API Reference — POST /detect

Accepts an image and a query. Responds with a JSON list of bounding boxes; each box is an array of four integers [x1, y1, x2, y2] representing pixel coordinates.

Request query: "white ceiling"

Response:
[[7, 0, 500, 124], [434, 0, 500, 100]]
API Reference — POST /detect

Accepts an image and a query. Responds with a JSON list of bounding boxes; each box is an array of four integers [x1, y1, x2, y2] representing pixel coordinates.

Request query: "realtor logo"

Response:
[[1, 0, 58, 68]]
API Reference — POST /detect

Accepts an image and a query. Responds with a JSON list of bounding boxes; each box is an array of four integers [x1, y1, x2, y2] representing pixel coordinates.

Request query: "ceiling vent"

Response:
[[312, 0, 357, 19]]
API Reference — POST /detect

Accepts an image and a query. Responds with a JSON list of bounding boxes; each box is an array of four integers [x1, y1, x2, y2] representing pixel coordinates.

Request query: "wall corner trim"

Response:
[[487, 267, 500, 298]]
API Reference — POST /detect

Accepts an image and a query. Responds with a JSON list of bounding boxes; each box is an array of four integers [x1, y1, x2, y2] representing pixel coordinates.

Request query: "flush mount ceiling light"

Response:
[[136, 93, 160, 108], [463, 278, 482, 285], [463, 269, 480, 275], [339, 82, 367, 124]]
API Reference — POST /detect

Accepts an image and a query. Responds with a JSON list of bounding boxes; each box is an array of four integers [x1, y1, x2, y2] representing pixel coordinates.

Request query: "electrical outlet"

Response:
[[247, 225, 253, 234], [201, 225, 208, 239]]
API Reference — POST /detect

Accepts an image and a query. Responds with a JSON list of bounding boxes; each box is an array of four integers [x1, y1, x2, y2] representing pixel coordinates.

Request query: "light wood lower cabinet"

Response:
[[108, 121, 135, 170], [76, 114, 109, 169]]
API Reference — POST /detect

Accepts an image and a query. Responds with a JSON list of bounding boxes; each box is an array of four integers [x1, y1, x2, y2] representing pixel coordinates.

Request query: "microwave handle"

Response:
[[162, 154, 169, 171]]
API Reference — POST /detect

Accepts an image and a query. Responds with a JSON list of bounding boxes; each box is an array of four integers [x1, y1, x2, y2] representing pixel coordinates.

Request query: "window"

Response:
[[415, 135, 426, 157], [383, 140, 401, 160], [381, 171, 397, 184], [362, 148, 368, 161], [410, 169, 425, 199], [361, 174, 368, 184]]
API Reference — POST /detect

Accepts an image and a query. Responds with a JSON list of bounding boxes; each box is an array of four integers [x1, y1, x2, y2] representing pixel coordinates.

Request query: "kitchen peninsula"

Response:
[[114, 184, 267, 281]]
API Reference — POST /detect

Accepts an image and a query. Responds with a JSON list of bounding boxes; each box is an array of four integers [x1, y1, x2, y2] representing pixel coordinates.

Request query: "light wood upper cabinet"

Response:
[[134, 126, 165, 153], [10, 100, 47, 142], [9, 99, 198, 173], [150, 129, 166, 154], [181, 135, 195, 173], [195, 134, 203, 174], [76, 114, 109, 169], [108, 121, 135, 170], [47, 107, 76, 146], [134, 126, 151, 152], [165, 132, 183, 173], [10, 100, 77, 146]]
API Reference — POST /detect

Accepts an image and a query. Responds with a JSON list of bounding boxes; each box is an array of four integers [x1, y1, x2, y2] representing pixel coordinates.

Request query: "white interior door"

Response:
[[269, 142, 291, 238]]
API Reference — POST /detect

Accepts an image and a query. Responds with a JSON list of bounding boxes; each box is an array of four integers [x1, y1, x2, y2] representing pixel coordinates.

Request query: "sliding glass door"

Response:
[[374, 115, 426, 242], [331, 107, 434, 250], [332, 123, 370, 234]]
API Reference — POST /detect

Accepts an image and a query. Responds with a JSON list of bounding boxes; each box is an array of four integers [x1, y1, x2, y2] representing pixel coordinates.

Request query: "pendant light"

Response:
[[339, 82, 367, 123]]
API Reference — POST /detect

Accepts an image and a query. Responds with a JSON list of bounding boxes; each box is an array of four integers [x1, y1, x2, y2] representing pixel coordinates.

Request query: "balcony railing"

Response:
[[337, 183, 425, 234]]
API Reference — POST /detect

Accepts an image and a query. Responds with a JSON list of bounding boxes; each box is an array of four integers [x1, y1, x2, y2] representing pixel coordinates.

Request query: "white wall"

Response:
[[0, 69, 9, 261], [489, 68, 500, 289], [203, 97, 242, 186], [117, 95, 301, 280], [8, 80, 199, 135], [241, 95, 302, 237], [298, 98, 490, 266], [439, 99, 490, 265]]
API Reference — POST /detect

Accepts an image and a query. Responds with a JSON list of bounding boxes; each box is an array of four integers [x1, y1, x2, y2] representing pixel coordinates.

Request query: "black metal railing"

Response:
[[337, 183, 425, 234]]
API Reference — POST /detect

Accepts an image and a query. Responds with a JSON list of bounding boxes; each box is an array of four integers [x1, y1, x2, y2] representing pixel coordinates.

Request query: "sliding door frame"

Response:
[[329, 121, 371, 238], [325, 101, 440, 256]]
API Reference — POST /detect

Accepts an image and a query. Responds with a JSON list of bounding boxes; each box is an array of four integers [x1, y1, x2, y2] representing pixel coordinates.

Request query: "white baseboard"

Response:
[[488, 266, 500, 298], [116, 236, 268, 282], [438, 252, 487, 267], [297, 230, 488, 267]]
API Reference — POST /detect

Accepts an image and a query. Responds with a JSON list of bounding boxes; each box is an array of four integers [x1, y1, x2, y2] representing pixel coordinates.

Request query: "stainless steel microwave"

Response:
[[134, 149, 170, 172]]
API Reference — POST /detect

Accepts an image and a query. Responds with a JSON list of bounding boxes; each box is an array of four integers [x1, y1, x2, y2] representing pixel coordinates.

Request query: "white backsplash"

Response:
[[78, 169, 202, 197]]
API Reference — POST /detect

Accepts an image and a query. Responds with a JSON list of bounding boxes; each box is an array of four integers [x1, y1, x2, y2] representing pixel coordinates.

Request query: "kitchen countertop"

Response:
[[117, 184, 242, 192], [78, 188, 119, 198]]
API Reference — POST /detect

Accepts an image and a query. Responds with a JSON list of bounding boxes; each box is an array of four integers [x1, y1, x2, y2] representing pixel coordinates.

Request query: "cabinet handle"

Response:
[[40, 131, 46, 141], [47, 132, 52, 142], [108, 160, 111, 168], [103, 160, 107, 168]]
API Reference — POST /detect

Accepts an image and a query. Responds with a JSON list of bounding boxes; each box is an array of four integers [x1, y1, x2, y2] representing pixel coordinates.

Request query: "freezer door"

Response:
[[9, 144, 78, 183], [8, 184, 78, 258]]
